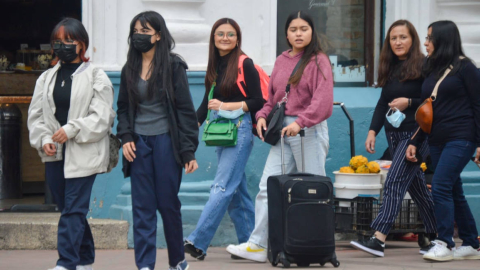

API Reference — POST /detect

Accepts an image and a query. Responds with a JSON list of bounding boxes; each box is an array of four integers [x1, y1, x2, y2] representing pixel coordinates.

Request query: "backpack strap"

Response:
[[236, 54, 248, 97]]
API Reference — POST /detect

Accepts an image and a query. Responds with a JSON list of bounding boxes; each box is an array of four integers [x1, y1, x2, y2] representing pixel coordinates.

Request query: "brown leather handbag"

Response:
[[415, 66, 452, 134]]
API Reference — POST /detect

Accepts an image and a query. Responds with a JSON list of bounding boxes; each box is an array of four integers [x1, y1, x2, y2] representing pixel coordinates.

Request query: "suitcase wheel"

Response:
[[331, 258, 340, 268], [297, 262, 310, 267], [279, 252, 290, 268]]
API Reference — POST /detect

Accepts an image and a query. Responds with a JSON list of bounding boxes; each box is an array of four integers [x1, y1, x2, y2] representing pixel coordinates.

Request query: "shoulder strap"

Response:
[[431, 66, 451, 99], [205, 83, 215, 124], [237, 54, 248, 97], [431, 56, 465, 99], [285, 59, 303, 94]]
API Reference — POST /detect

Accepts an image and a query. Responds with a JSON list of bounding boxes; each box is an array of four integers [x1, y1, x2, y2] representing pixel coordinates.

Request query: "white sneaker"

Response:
[[453, 246, 480, 260], [423, 240, 454, 261], [139, 268, 151, 270], [77, 265, 93, 270], [48, 266, 69, 270], [226, 242, 267, 263]]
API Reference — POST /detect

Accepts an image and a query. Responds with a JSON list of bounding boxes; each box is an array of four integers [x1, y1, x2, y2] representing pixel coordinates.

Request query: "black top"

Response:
[[370, 60, 423, 134], [196, 53, 263, 124], [410, 59, 480, 147], [53, 62, 81, 126], [117, 55, 199, 177]]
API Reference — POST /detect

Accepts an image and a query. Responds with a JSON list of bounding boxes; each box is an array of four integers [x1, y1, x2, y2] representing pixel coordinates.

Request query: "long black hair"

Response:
[[285, 10, 328, 85], [125, 11, 176, 104], [423, 20, 470, 79]]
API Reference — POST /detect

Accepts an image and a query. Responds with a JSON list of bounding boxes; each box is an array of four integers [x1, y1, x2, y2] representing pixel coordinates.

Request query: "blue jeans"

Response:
[[186, 111, 255, 253], [249, 116, 329, 248], [429, 140, 479, 248], [45, 146, 96, 270], [130, 133, 185, 269]]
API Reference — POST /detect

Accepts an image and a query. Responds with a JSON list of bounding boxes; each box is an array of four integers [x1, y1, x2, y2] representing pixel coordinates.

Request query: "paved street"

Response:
[[1, 241, 478, 270]]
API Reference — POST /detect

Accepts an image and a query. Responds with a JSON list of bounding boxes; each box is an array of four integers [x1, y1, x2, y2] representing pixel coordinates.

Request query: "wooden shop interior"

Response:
[[0, 0, 81, 210]]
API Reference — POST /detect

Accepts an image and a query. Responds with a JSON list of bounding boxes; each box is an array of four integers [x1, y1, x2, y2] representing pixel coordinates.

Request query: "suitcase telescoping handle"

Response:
[[280, 129, 305, 174]]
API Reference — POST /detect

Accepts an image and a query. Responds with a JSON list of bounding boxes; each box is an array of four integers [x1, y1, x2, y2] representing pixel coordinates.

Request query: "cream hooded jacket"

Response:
[[28, 61, 115, 178]]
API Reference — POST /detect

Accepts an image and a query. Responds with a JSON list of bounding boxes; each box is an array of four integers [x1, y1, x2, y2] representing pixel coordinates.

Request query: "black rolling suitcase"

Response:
[[267, 130, 340, 268]]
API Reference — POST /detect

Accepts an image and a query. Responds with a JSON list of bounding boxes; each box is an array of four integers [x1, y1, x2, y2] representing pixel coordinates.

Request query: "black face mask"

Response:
[[132, 34, 155, 53], [53, 43, 78, 63]]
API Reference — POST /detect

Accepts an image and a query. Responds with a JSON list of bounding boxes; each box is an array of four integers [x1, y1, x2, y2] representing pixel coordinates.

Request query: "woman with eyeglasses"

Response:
[[406, 20, 480, 262], [226, 10, 333, 263], [350, 20, 437, 258], [28, 18, 115, 270], [183, 17, 263, 260], [116, 11, 199, 270]]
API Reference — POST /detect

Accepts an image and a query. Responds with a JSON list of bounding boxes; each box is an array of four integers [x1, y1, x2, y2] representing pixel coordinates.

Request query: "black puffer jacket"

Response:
[[116, 55, 199, 177]]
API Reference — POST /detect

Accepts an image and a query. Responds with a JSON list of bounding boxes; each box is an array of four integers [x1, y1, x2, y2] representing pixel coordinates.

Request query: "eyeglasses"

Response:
[[53, 39, 76, 46], [425, 36, 433, 42], [214, 32, 237, 39]]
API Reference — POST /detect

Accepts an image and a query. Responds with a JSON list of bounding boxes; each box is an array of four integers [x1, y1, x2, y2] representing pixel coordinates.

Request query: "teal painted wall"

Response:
[[89, 71, 480, 249]]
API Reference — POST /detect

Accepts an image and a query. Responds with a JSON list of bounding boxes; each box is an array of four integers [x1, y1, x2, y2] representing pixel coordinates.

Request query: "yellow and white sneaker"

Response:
[[226, 242, 267, 263]]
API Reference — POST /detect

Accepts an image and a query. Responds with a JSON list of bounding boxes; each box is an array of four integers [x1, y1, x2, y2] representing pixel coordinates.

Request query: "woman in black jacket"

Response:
[[116, 11, 198, 270], [407, 20, 480, 262], [350, 20, 436, 258]]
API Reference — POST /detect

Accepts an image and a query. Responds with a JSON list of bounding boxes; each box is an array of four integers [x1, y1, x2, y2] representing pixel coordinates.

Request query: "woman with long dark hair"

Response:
[[350, 20, 436, 257], [407, 20, 480, 262], [226, 10, 333, 263], [116, 11, 199, 270], [183, 17, 262, 261], [28, 18, 115, 270]]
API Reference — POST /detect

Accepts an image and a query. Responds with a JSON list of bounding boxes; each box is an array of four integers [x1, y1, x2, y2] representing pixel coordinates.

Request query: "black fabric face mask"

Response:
[[132, 34, 155, 53], [53, 43, 78, 63]]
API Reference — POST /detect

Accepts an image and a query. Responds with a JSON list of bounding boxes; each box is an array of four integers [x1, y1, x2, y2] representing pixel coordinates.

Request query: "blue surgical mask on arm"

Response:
[[218, 101, 245, 119], [386, 107, 406, 128]]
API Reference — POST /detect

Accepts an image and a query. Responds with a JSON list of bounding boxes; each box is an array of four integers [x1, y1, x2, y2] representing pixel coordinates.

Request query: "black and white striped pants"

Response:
[[370, 131, 437, 235]]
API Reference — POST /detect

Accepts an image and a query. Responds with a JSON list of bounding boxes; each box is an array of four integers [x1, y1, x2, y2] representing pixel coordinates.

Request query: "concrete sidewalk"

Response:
[[1, 241, 477, 270]]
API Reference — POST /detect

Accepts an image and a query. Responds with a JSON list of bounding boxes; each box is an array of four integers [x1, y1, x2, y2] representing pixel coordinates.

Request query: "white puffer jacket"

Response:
[[28, 61, 115, 178]]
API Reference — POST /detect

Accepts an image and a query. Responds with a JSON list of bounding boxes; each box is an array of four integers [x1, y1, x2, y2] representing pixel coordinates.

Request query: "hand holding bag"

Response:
[[202, 83, 243, 147], [263, 60, 303, 145], [415, 66, 452, 134]]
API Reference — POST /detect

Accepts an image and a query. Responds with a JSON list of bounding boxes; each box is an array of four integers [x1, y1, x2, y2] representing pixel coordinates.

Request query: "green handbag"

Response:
[[202, 83, 243, 147]]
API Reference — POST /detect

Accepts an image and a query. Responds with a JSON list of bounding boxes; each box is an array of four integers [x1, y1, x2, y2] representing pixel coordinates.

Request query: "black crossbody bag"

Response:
[[263, 60, 302, 145]]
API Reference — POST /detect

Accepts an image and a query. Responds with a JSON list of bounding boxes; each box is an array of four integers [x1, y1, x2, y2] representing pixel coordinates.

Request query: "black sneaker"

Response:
[[184, 240, 206, 260], [419, 242, 436, 255], [350, 236, 385, 257]]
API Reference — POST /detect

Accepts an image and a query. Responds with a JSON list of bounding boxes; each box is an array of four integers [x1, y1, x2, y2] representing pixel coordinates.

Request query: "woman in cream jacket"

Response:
[[27, 18, 115, 270]]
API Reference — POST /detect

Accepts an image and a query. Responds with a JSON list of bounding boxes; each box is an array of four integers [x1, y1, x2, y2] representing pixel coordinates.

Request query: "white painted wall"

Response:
[[82, 0, 277, 72], [385, 0, 480, 67]]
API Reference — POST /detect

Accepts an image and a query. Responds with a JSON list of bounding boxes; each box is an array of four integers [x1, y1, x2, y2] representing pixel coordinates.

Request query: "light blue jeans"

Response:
[[186, 111, 255, 253], [249, 116, 329, 248]]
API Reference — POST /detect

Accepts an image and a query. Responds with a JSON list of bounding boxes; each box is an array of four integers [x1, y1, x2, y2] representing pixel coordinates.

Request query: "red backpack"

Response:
[[236, 54, 269, 102]]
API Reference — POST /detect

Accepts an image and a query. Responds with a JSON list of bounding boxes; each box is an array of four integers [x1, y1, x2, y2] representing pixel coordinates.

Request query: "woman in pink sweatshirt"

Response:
[[226, 10, 334, 263]]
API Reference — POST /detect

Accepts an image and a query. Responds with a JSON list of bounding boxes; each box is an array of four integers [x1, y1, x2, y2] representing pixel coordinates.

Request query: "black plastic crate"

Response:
[[335, 197, 425, 234]]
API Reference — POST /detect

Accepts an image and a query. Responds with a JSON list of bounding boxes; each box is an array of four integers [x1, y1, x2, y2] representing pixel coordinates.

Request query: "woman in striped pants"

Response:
[[349, 20, 437, 257]]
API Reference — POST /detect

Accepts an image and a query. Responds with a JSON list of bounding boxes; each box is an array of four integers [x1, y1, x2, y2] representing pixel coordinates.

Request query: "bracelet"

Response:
[[408, 98, 411, 107], [219, 102, 224, 110]]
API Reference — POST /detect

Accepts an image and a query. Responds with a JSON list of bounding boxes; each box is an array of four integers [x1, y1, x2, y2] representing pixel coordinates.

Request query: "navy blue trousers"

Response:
[[130, 133, 184, 269], [45, 147, 96, 270], [430, 140, 479, 248], [371, 131, 437, 235]]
